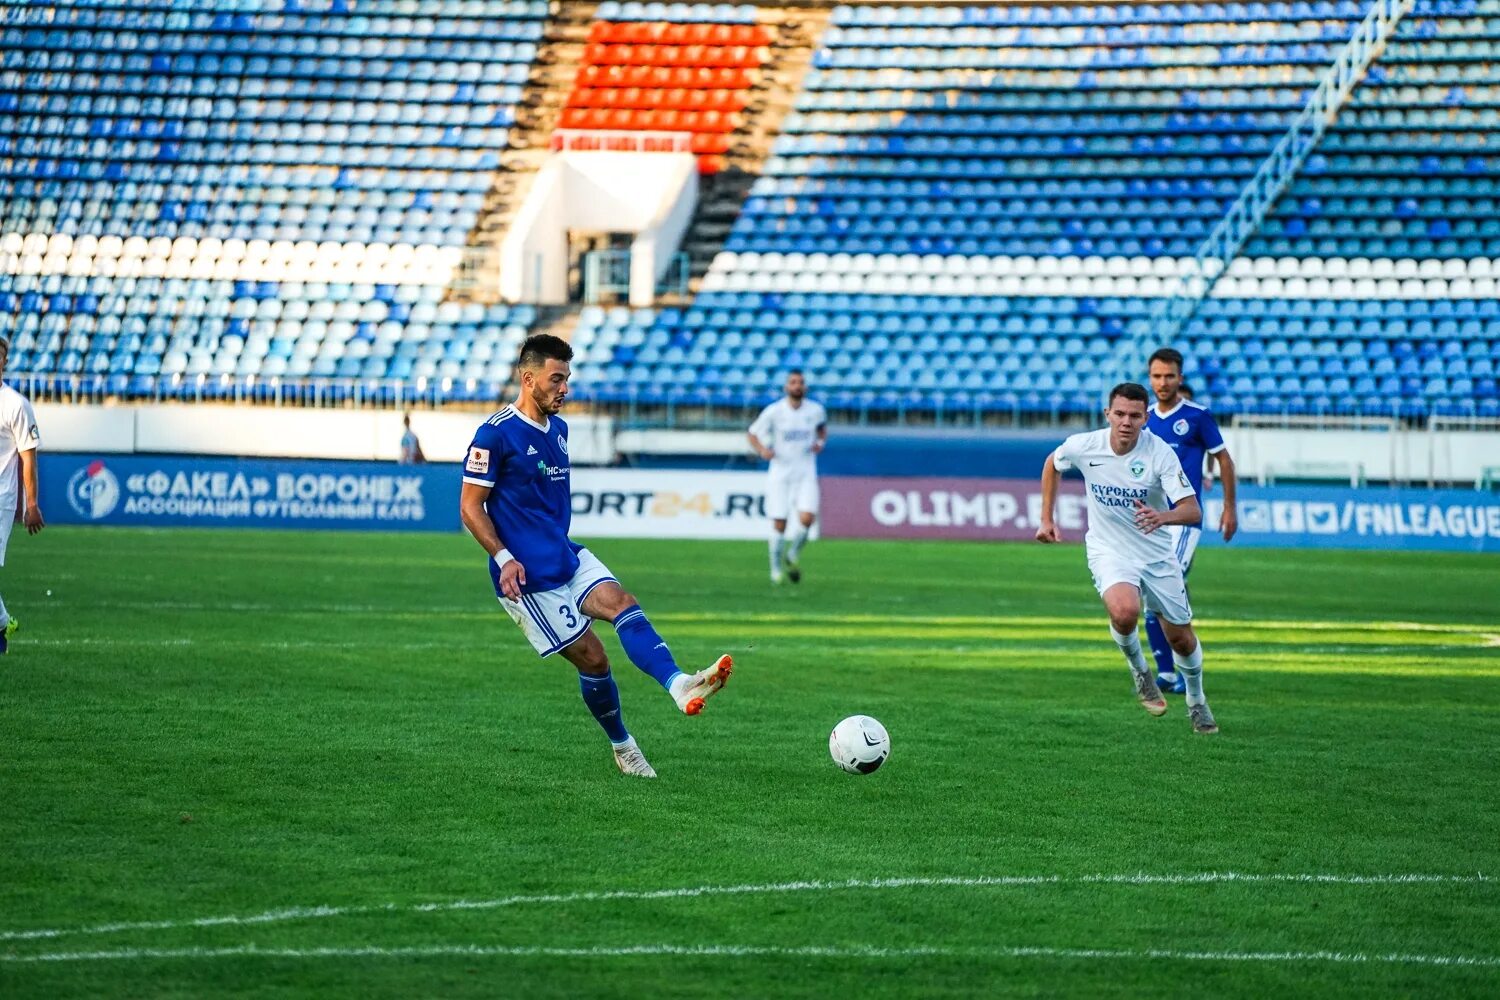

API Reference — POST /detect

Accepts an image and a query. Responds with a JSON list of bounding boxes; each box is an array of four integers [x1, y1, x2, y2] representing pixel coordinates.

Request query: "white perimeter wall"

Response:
[[29, 405, 1498, 485], [35, 403, 616, 466], [1221, 427, 1500, 486]]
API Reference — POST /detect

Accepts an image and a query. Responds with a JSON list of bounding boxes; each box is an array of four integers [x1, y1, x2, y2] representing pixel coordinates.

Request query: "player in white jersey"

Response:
[[1036, 383, 1219, 734], [747, 370, 827, 584], [0, 338, 45, 654]]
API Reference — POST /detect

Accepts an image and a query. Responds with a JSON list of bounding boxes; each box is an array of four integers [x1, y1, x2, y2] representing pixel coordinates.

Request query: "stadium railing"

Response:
[[549, 129, 696, 154]]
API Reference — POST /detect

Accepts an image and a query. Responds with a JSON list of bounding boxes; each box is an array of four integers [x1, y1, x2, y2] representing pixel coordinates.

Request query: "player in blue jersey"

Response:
[[1144, 348, 1238, 693], [458, 334, 733, 779]]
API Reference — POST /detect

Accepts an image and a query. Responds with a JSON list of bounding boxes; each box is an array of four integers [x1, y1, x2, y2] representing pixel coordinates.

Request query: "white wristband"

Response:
[[493, 549, 514, 568]]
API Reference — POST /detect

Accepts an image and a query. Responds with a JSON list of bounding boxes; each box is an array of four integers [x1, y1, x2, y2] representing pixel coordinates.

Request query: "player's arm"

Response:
[[811, 421, 828, 455], [1035, 450, 1064, 543], [1214, 449, 1237, 542], [18, 447, 42, 534], [747, 430, 774, 461], [459, 481, 526, 600], [1133, 451, 1201, 535], [747, 405, 775, 460], [1200, 410, 1236, 541], [15, 403, 41, 534], [1134, 493, 1200, 535], [460, 433, 526, 599]]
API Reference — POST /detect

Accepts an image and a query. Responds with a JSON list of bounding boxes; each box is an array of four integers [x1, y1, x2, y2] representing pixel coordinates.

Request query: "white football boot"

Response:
[[613, 738, 657, 778], [668, 655, 734, 716]]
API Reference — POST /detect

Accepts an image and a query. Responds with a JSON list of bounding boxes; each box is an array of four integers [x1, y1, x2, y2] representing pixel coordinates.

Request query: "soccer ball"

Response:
[[829, 715, 890, 775]]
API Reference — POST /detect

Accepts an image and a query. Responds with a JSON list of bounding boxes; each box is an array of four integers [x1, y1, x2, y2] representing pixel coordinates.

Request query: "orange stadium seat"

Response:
[[585, 21, 771, 47], [560, 21, 766, 175], [689, 133, 730, 155]]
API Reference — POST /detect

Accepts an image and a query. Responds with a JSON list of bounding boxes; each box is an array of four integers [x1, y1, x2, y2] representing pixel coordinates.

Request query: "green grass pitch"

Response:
[[1, 527, 1498, 998]]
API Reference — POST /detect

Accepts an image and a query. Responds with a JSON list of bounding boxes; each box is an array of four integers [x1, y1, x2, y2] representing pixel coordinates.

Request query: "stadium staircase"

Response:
[[452, 0, 604, 303], [453, 1, 827, 304], [679, 4, 834, 284]]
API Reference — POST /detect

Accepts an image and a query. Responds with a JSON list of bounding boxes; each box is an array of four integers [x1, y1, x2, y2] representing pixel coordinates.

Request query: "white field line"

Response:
[[4, 942, 1500, 969], [655, 612, 1500, 635], [25, 639, 1498, 660], [59, 600, 1500, 636], [24, 638, 458, 650], [54, 600, 477, 615], [0, 872, 1489, 944]]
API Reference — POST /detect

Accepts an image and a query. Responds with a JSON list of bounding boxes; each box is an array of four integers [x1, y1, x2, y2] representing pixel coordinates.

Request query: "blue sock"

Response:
[[612, 604, 684, 690], [1144, 612, 1176, 677], [578, 670, 629, 744]]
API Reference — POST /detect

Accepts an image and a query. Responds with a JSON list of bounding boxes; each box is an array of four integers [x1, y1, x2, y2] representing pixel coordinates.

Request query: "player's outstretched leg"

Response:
[[583, 583, 734, 716], [1143, 611, 1181, 692], [1103, 585, 1166, 717], [562, 633, 656, 777]]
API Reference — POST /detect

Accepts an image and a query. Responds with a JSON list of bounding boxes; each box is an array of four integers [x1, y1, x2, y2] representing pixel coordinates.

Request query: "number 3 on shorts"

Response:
[[559, 604, 578, 629]]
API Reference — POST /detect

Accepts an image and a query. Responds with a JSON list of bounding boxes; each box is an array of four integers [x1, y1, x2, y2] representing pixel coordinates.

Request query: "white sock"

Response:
[[1110, 626, 1150, 675], [786, 524, 809, 562], [769, 533, 785, 574], [1174, 640, 1206, 706]]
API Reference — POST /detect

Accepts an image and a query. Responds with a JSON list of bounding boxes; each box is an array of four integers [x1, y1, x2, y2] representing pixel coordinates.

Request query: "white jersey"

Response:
[[0, 383, 40, 508], [749, 397, 826, 475], [1053, 428, 1195, 566]]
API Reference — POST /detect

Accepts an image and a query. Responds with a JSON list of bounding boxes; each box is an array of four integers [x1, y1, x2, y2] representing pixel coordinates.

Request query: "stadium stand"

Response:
[[0, 0, 1496, 420], [574, 0, 1499, 420], [0, 0, 548, 403], [1224, 0, 1500, 418]]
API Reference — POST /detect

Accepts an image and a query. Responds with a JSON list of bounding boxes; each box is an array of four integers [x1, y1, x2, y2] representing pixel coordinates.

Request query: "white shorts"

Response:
[[1165, 524, 1201, 574], [766, 467, 819, 521], [0, 511, 13, 567], [1087, 550, 1193, 626], [500, 548, 617, 657]]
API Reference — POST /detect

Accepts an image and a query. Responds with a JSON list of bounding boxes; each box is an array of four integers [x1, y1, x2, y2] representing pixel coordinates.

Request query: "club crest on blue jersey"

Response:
[[557, 434, 568, 454], [1173, 418, 1189, 435]]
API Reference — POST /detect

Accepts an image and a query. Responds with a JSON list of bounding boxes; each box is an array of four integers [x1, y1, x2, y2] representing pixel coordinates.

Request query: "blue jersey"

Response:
[[462, 405, 581, 596], [1147, 398, 1225, 526]]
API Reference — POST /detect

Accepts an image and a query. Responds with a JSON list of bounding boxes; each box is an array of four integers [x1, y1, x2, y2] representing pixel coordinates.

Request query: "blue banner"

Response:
[[37, 453, 1500, 552], [1201, 485, 1500, 552], [42, 454, 461, 532]]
